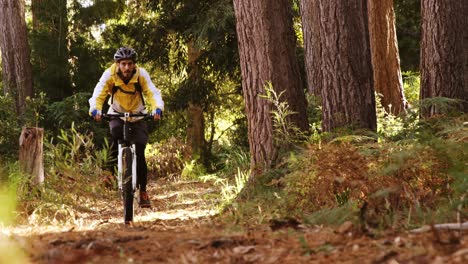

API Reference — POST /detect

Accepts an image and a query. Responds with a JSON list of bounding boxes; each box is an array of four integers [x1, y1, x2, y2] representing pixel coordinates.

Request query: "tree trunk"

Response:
[[314, 1, 377, 132], [19, 127, 44, 185], [186, 103, 205, 159], [368, 0, 407, 115], [420, 0, 468, 117], [300, 1, 322, 97], [233, 0, 308, 176], [0, 0, 34, 116], [186, 41, 205, 160]]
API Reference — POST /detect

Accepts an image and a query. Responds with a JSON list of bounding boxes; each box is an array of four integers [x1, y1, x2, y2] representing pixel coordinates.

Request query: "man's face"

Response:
[[118, 59, 136, 79]]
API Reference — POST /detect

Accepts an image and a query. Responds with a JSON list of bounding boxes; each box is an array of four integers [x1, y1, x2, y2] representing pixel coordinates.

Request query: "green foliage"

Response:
[[29, 0, 72, 101], [223, 113, 467, 229], [376, 93, 408, 140], [45, 124, 111, 172], [70, 0, 124, 28], [45, 92, 91, 129], [0, 92, 49, 158], [402, 71, 420, 106], [173, 78, 216, 109], [180, 160, 208, 181], [0, 95, 21, 157], [44, 92, 109, 144], [0, 183, 17, 226], [18, 126, 114, 225], [395, 0, 421, 71], [198, 146, 251, 212], [0, 119, 115, 226], [202, 168, 249, 209], [420, 97, 466, 117], [261, 83, 306, 149], [304, 203, 360, 226]]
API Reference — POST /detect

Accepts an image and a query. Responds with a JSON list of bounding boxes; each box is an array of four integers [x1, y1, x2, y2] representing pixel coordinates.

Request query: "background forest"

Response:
[[0, 0, 466, 241]]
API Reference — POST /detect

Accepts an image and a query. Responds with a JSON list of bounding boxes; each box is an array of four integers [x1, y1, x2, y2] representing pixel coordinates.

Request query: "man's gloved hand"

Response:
[[150, 108, 163, 120], [90, 109, 102, 121]]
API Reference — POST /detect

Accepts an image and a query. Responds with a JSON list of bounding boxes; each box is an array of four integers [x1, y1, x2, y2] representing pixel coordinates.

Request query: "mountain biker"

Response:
[[88, 46, 164, 208]]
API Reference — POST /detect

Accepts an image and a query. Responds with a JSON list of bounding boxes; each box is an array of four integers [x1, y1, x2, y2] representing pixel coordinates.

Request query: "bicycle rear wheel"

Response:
[[122, 147, 134, 224]]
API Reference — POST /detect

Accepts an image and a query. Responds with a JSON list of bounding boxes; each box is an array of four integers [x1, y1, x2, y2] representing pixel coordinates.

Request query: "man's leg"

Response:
[[131, 121, 150, 208], [135, 143, 148, 191]]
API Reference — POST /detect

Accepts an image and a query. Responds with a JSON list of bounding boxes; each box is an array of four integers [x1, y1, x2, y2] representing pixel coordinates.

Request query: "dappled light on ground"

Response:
[[1, 178, 467, 263]]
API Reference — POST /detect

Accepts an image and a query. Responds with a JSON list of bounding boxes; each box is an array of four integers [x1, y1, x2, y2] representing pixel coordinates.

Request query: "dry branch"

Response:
[[410, 222, 468, 233]]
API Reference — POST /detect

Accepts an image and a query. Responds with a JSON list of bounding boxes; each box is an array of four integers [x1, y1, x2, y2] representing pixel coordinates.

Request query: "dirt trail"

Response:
[[3, 178, 468, 263]]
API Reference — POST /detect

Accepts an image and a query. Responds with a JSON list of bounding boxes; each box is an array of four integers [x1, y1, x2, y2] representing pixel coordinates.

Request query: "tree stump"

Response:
[[19, 127, 44, 185]]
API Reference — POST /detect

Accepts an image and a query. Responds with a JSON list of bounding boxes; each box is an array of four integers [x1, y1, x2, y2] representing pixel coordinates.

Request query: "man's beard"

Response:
[[119, 70, 134, 81], [123, 71, 132, 78]]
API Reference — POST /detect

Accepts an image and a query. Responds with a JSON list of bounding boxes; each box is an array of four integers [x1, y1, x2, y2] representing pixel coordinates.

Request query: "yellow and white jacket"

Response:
[[88, 64, 164, 119]]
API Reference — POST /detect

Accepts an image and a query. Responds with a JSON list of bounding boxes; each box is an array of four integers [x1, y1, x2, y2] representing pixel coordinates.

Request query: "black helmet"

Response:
[[114, 47, 137, 62]]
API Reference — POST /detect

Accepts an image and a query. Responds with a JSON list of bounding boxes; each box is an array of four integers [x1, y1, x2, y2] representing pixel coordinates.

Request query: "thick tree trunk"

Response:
[[368, 0, 407, 115], [0, 0, 34, 116], [300, 1, 322, 97], [420, 0, 468, 117], [19, 127, 44, 185], [233, 0, 308, 176], [315, 1, 376, 132]]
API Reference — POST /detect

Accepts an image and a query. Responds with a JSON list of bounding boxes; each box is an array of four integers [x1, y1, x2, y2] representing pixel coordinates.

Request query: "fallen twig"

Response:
[[410, 222, 468, 233]]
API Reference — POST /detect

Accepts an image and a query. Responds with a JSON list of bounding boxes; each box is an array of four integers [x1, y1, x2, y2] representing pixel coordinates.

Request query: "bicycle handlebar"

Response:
[[102, 113, 153, 121]]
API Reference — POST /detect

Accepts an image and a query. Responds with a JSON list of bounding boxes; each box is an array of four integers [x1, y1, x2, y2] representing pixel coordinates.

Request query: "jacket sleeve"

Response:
[[88, 69, 112, 113], [139, 68, 165, 111]]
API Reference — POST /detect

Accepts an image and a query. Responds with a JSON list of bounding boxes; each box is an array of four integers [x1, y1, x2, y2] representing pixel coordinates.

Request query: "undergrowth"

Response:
[[7, 124, 115, 226], [220, 80, 467, 231], [223, 114, 466, 230]]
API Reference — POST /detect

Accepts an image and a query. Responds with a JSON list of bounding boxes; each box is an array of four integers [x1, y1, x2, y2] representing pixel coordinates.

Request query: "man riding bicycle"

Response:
[[89, 47, 164, 208]]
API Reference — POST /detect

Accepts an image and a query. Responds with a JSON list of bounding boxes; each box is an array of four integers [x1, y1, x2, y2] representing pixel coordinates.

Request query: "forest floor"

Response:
[[2, 178, 468, 264]]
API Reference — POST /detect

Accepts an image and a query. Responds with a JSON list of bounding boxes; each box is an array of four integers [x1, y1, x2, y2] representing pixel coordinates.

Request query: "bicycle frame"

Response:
[[116, 113, 138, 192], [102, 112, 149, 224]]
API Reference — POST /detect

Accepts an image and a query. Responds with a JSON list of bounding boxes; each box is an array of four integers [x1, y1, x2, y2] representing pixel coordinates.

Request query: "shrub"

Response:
[[146, 137, 192, 180], [283, 138, 459, 228]]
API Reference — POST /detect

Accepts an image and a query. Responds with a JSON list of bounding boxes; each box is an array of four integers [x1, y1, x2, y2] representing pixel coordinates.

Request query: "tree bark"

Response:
[[420, 0, 468, 117], [0, 0, 34, 116], [186, 103, 205, 159], [233, 0, 308, 176], [300, 1, 322, 97], [368, 0, 408, 115], [19, 127, 44, 185], [314, 1, 377, 132], [186, 41, 206, 160]]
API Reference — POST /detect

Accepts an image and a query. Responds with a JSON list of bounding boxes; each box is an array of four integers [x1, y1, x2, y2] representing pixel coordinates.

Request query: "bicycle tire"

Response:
[[122, 147, 134, 224]]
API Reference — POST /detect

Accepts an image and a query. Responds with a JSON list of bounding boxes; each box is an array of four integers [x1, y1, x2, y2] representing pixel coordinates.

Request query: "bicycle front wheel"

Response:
[[122, 147, 134, 224]]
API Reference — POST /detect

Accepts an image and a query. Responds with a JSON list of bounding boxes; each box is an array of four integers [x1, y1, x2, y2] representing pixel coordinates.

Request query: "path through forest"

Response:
[[3, 178, 468, 263]]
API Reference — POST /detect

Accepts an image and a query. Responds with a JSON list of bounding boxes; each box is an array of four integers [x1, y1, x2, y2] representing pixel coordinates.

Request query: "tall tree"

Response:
[[309, 1, 376, 132], [135, 0, 239, 164], [185, 41, 206, 160], [233, 0, 308, 175], [368, 0, 407, 115], [300, 1, 321, 96], [0, 0, 34, 116], [420, 0, 468, 116]]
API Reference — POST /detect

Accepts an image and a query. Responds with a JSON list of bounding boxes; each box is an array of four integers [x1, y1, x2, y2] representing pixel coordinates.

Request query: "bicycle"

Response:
[[102, 112, 152, 225]]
